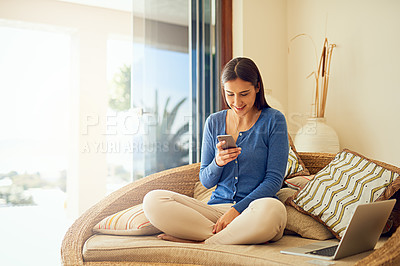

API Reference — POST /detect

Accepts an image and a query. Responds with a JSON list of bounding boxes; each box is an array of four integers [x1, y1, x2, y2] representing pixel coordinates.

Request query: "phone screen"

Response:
[[217, 135, 237, 149]]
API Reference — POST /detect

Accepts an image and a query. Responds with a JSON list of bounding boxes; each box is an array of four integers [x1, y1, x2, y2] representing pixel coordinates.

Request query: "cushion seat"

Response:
[[83, 233, 388, 265]]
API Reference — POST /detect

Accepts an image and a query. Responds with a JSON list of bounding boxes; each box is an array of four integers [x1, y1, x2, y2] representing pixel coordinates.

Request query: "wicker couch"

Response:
[[61, 152, 400, 265]]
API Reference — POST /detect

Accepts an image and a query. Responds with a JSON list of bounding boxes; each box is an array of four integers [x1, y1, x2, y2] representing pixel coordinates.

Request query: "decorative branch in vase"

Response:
[[289, 34, 336, 118], [290, 34, 339, 153]]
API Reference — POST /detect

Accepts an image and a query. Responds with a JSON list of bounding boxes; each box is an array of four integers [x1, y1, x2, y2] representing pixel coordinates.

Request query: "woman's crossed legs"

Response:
[[143, 190, 286, 245]]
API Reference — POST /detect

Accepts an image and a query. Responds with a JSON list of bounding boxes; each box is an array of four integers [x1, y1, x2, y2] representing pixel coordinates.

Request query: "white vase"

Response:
[[294, 118, 340, 153]]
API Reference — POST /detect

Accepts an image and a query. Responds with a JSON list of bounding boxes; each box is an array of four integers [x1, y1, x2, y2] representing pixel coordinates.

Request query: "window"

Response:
[[0, 1, 229, 265], [0, 22, 72, 266]]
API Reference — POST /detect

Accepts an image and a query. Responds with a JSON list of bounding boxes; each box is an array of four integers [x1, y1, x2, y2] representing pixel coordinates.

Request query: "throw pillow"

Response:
[[277, 188, 333, 240], [193, 181, 216, 204], [286, 149, 400, 239], [93, 203, 161, 236], [284, 175, 315, 190], [285, 135, 310, 179]]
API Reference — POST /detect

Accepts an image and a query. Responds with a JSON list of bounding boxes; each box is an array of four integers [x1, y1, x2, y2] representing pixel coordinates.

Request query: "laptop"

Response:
[[281, 199, 396, 260]]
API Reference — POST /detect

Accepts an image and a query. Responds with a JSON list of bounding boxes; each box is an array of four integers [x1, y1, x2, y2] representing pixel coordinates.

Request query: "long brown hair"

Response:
[[221, 57, 270, 110]]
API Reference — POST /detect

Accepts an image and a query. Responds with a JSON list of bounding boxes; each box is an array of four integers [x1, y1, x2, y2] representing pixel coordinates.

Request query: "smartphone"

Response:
[[217, 135, 237, 150]]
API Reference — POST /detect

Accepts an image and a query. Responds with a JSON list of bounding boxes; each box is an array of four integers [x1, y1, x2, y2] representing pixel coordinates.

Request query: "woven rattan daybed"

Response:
[[61, 152, 400, 265]]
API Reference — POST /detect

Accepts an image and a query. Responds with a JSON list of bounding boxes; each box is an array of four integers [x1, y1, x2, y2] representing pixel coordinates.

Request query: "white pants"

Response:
[[143, 190, 287, 245]]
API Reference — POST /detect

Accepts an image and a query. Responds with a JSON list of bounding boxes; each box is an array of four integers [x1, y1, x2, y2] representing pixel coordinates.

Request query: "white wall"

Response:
[[234, 0, 400, 167], [233, 0, 288, 114], [287, 0, 400, 166]]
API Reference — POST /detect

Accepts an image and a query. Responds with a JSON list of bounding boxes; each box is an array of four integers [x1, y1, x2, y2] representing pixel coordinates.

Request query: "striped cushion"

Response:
[[287, 149, 400, 239], [285, 135, 310, 179], [93, 204, 161, 236]]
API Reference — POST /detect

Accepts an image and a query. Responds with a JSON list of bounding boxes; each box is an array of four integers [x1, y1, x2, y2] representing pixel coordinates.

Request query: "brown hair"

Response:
[[221, 57, 270, 110]]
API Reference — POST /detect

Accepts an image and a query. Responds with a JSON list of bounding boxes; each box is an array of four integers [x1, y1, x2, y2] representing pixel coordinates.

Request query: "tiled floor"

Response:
[[0, 189, 73, 266]]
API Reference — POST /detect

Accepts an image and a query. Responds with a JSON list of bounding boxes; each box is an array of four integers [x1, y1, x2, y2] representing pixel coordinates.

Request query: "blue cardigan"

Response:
[[199, 108, 289, 213]]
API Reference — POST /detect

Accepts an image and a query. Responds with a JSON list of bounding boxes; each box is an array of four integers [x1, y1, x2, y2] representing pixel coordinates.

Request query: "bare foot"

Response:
[[157, 234, 204, 244]]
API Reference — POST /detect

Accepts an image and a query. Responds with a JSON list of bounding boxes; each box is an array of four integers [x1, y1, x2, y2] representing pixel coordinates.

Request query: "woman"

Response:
[[143, 57, 289, 245]]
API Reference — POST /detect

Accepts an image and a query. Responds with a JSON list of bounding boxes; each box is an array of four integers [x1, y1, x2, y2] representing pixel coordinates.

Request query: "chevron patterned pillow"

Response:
[[284, 135, 310, 179], [287, 149, 400, 239]]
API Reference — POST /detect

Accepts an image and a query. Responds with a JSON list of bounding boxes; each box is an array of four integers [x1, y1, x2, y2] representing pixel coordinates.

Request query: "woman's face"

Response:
[[224, 78, 259, 116]]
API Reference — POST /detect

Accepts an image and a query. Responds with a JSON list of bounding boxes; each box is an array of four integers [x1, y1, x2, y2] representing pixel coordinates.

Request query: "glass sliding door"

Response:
[[131, 0, 191, 177], [130, 0, 218, 177]]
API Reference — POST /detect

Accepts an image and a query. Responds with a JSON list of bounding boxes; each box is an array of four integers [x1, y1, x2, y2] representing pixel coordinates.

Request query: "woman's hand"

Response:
[[213, 207, 240, 234], [215, 141, 241, 167]]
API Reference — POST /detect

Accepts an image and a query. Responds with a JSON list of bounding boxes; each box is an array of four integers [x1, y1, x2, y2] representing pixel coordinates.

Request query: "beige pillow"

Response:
[[93, 203, 161, 236], [287, 149, 400, 239], [193, 181, 216, 203], [278, 188, 333, 240], [284, 175, 315, 190]]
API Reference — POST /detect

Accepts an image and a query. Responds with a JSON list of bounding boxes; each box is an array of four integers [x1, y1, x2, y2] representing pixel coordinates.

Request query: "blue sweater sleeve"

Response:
[[199, 115, 224, 189], [233, 112, 289, 213]]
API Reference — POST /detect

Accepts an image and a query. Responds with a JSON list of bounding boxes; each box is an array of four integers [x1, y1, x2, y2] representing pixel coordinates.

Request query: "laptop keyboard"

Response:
[[307, 245, 338, 256]]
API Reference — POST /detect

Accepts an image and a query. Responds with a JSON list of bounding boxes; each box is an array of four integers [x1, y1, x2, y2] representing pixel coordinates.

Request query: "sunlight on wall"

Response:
[[0, 25, 70, 177]]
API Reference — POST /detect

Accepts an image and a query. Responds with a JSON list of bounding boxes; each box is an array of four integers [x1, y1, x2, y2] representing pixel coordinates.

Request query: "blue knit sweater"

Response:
[[199, 107, 289, 213]]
